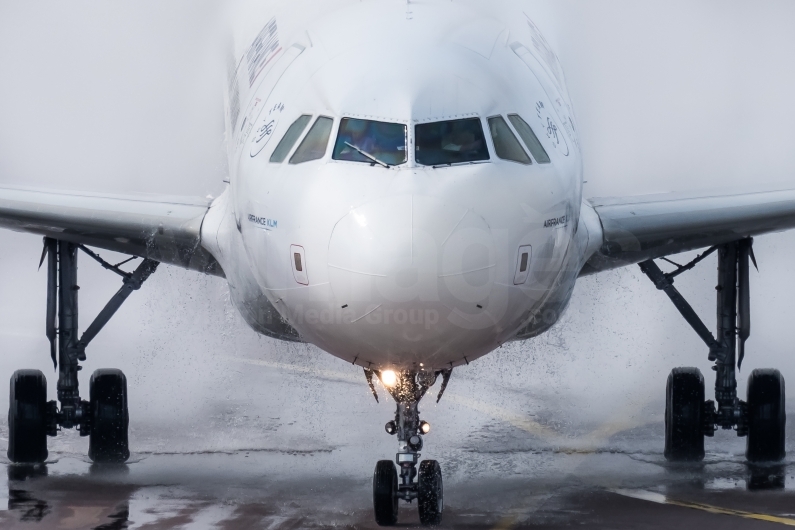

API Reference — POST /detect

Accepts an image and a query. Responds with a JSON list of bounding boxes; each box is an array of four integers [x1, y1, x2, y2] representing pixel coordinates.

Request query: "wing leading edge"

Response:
[[582, 188, 795, 275], [0, 186, 223, 277]]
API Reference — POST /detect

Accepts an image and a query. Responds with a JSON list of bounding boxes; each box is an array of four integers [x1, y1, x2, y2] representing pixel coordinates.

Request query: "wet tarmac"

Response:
[[3, 258, 795, 528], [2, 445, 795, 528]]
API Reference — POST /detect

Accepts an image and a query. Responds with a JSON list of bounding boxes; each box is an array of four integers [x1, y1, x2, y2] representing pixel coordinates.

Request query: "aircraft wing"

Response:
[[0, 186, 223, 277], [581, 188, 795, 275]]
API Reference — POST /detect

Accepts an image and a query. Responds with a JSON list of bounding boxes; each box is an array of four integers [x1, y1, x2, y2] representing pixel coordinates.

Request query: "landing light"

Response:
[[420, 421, 431, 434], [381, 370, 397, 387]]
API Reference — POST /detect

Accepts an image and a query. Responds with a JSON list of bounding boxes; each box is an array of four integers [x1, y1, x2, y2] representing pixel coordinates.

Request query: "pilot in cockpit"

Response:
[[333, 118, 408, 166], [336, 118, 376, 159], [444, 122, 483, 155]]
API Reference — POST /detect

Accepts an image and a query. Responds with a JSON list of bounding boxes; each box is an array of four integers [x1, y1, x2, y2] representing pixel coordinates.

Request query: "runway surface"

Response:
[[2, 275, 795, 529], [2, 448, 795, 529], [3, 352, 795, 530]]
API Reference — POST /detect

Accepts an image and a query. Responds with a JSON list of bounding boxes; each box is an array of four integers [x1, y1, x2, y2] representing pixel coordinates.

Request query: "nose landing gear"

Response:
[[368, 369, 450, 526]]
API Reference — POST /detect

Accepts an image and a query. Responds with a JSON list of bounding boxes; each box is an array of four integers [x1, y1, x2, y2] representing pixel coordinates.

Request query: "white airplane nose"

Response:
[[327, 195, 498, 345]]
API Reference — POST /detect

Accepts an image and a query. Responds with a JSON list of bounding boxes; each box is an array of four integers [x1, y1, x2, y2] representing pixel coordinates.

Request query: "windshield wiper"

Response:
[[431, 160, 489, 169], [344, 142, 391, 168]]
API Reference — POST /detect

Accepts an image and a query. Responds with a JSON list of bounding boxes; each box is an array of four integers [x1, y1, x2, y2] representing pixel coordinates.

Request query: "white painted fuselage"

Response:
[[202, 0, 603, 371]]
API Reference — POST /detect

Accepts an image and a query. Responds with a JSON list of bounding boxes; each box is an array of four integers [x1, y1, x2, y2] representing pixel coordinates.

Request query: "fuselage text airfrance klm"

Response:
[[544, 215, 567, 228], [248, 214, 278, 230]]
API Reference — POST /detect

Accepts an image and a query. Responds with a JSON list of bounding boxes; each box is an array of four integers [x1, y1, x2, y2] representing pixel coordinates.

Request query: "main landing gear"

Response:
[[7, 239, 157, 464], [365, 368, 451, 526], [640, 238, 786, 463]]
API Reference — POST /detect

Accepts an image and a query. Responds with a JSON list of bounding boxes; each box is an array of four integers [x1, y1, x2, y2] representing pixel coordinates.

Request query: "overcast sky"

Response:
[[0, 1, 793, 455]]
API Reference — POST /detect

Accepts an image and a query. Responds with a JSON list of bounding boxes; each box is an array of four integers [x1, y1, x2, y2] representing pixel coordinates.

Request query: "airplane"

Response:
[[2, 0, 794, 526]]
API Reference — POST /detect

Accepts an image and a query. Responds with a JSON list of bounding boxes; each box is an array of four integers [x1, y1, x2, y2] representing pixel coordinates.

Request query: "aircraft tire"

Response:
[[7, 370, 49, 463], [746, 369, 785, 463], [664, 367, 705, 461], [373, 459, 398, 526], [88, 369, 130, 463], [418, 459, 443, 525]]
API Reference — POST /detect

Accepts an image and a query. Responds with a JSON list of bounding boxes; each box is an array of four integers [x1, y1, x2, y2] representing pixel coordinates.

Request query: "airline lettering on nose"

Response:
[[248, 214, 278, 230], [544, 215, 567, 228]]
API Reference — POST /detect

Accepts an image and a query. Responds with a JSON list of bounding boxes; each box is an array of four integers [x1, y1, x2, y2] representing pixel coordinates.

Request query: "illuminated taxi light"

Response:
[[420, 421, 431, 434], [380, 370, 398, 387]]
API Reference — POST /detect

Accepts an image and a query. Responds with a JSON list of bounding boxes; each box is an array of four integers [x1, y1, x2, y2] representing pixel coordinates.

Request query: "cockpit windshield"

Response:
[[415, 118, 490, 166], [332, 118, 407, 167]]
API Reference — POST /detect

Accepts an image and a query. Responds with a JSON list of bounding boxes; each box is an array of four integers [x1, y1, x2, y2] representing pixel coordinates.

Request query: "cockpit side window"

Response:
[[508, 114, 551, 164], [332, 118, 407, 166], [270, 115, 312, 163], [289, 116, 334, 164], [488, 116, 532, 165], [415, 118, 490, 166]]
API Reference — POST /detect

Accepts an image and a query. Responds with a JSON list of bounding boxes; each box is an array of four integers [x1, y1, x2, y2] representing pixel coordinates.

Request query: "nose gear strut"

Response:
[[369, 369, 447, 526]]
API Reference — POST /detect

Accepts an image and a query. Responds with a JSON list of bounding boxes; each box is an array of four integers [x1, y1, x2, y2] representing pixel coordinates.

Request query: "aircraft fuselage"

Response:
[[202, 0, 601, 370]]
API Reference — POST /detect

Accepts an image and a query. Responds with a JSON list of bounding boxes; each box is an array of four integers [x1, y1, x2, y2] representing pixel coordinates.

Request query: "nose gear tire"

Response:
[[88, 369, 130, 463], [7, 370, 49, 464], [746, 369, 786, 463], [373, 460, 399, 526], [418, 459, 443, 525], [664, 367, 705, 462]]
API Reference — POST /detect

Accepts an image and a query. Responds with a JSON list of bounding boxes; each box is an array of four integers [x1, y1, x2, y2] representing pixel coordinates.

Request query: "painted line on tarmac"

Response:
[[613, 489, 795, 526], [446, 393, 558, 440], [224, 356, 361, 384], [491, 514, 518, 530], [490, 494, 554, 530]]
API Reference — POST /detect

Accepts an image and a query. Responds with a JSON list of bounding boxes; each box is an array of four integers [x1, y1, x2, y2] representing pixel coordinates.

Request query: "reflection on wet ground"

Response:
[[2, 449, 795, 529], [2, 351, 795, 529]]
